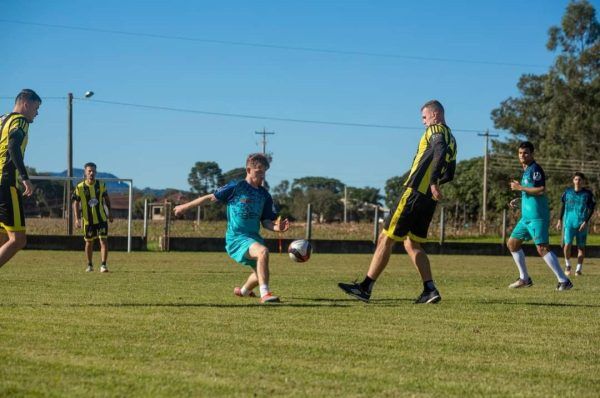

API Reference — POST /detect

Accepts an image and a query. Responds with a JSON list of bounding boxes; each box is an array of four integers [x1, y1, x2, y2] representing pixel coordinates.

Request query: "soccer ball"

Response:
[[288, 239, 312, 263]]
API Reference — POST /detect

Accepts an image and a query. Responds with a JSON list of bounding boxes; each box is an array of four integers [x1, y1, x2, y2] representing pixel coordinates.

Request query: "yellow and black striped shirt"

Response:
[[404, 124, 457, 196], [73, 180, 108, 226], [0, 113, 29, 186]]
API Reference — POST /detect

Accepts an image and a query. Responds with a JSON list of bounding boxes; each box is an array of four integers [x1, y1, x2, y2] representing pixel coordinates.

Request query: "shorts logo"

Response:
[[88, 198, 99, 207]]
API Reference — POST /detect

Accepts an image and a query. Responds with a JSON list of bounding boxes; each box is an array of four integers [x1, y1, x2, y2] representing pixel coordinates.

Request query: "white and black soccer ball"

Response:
[[288, 239, 312, 263]]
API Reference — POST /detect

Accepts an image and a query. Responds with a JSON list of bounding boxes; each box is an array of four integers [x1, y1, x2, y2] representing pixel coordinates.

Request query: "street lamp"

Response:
[[66, 91, 94, 235]]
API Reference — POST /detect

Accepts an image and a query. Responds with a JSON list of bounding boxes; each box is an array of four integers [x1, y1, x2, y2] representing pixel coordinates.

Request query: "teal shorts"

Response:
[[225, 235, 264, 267], [510, 218, 549, 245], [563, 219, 588, 246]]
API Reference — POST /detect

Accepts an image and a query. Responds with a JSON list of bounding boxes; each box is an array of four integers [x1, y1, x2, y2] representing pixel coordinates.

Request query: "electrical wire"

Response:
[[0, 19, 547, 69]]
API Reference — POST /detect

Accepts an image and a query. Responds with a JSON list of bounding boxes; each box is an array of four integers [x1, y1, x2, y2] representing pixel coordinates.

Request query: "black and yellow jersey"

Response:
[[72, 180, 108, 226], [404, 124, 457, 196], [0, 113, 30, 186]]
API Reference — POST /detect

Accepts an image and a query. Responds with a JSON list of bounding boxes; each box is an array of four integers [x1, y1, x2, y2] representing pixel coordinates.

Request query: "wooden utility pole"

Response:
[[255, 128, 275, 154], [478, 129, 499, 234]]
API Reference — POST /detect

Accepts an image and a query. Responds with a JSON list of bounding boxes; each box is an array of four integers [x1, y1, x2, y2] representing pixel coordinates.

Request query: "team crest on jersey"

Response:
[[533, 172, 542, 181], [88, 198, 99, 207]]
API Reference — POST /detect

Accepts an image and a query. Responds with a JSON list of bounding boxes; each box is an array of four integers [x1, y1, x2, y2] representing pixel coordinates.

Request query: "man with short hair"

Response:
[[556, 172, 595, 276], [72, 162, 113, 272], [507, 141, 572, 290], [338, 100, 457, 304], [0, 89, 41, 269], [174, 153, 290, 304]]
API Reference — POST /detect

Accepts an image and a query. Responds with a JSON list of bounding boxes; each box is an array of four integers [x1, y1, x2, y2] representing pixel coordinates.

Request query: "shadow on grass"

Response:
[[476, 299, 600, 308], [0, 298, 414, 308]]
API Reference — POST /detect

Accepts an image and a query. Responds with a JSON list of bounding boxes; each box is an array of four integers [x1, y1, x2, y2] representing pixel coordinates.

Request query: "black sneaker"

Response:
[[338, 282, 370, 302], [556, 279, 573, 291], [414, 289, 441, 304]]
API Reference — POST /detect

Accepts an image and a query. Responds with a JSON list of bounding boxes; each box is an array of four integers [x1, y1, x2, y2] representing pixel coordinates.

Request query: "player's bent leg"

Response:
[[0, 230, 26, 269], [367, 232, 395, 280], [234, 271, 258, 298], [506, 237, 533, 288], [405, 238, 441, 304], [537, 244, 571, 289], [247, 243, 279, 303]]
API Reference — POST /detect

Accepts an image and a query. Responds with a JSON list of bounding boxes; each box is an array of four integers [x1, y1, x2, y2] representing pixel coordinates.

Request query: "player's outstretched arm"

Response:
[[173, 193, 216, 216]]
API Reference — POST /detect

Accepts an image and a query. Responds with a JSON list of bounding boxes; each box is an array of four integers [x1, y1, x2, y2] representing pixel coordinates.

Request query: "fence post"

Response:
[[143, 198, 148, 239], [306, 203, 312, 241], [439, 206, 445, 246], [502, 208, 507, 246], [373, 206, 380, 244], [163, 200, 171, 252]]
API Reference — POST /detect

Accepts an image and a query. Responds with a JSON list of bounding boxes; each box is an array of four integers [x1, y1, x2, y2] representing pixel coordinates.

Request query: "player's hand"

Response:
[[509, 198, 519, 209], [430, 184, 442, 201], [75, 219, 81, 228], [173, 204, 187, 216], [22, 180, 34, 197], [108, 215, 114, 223], [275, 218, 290, 232], [510, 180, 522, 191], [556, 220, 562, 230], [578, 221, 587, 232]]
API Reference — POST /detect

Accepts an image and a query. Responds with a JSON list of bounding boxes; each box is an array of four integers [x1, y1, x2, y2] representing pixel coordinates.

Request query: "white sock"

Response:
[[543, 252, 568, 283], [565, 259, 571, 268], [511, 250, 529, 280], [576, 264, 583, 272], [259, 284, 270, 298], [240, 286, 250, 296]]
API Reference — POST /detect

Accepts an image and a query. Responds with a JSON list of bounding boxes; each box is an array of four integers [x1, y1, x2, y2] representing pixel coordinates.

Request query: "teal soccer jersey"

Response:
[[560, 187, 595, 246], [520, 161, 549, 221], [561, 188, 595, 224], [510, 161, 550, 245], [214, 180, 277, 266]]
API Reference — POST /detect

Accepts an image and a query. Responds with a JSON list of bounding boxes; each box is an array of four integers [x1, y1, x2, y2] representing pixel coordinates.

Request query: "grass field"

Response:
[[1, 251, 599, 397]]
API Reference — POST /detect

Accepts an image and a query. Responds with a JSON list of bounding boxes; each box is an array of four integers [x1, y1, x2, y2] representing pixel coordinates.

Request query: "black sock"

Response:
[[360, 276, 376, 293], [424, 280, 436, 292], [88, 263, 93, 267], [101, 262, 106, 266]]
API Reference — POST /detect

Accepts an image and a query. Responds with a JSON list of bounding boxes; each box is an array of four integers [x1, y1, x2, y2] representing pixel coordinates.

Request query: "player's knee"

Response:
[[404, 238, 422, 254], [536, 245, 549, 257], [507, 239, 519, 252], [255, 245, 269, 259]]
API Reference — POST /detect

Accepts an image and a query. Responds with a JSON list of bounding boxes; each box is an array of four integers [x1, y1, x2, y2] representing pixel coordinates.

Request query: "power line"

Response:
[[0, 19, 548, 69], [1, 94, 498, 133], [79, 98, 489, 133]]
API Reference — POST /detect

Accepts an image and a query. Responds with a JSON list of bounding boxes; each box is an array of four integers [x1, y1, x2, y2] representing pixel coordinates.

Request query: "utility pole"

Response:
[[255, 128, 275, 154], [478, 129, 499, 234]]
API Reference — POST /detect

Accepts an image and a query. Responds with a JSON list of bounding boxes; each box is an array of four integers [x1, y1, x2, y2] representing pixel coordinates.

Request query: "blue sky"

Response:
[[0, 0, 588, 193]]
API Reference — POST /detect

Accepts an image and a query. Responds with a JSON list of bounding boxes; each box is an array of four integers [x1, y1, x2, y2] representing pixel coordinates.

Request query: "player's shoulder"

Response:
[[426, 124, 449, 135], [530, 161, 545, 173]]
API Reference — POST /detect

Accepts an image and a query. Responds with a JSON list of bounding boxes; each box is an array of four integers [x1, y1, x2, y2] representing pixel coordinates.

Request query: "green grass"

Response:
[[1, 251, 599, 397]]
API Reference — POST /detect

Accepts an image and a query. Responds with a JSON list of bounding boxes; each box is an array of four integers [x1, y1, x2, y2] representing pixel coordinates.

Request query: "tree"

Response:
[[222, 167, 246, 184], [188, 161, 223, 194], [346, 186, 382, 221], [291, 176, 344, 194], [491, 0, 600, 212]]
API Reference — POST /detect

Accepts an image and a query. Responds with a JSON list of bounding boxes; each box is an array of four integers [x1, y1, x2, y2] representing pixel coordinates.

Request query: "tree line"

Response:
[[24, 1, 599, 228]]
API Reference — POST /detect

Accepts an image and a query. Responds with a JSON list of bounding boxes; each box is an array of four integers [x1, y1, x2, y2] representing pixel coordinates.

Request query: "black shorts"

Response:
[[383, 187, 437, 242], [84, 221, 108, 241], [0, 184, 25, 232]]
